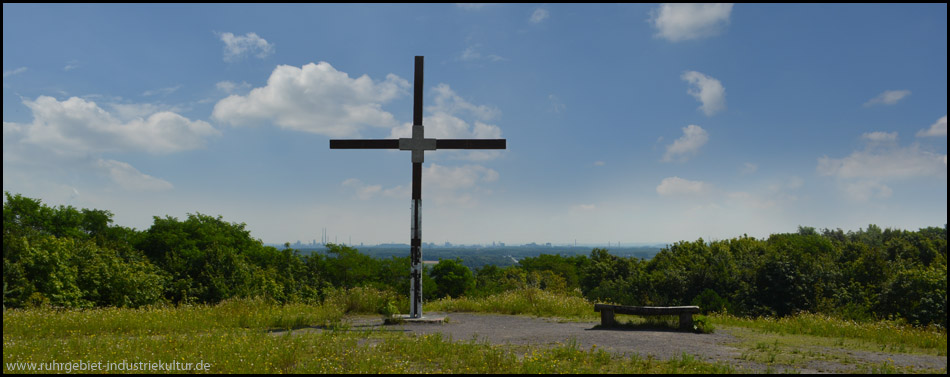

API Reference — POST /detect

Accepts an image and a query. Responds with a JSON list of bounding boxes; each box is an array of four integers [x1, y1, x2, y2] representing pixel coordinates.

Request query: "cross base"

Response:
[[395, 314, 446, 324]]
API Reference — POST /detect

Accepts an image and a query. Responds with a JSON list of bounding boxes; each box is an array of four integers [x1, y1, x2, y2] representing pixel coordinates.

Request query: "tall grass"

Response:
[[427, 287, 596, 319], [712, 312, 947, 356], [2, 297, 344, 339], [322, 286, 403, 315], [3, 296, 738, 374], [7, 289, 944, 373]]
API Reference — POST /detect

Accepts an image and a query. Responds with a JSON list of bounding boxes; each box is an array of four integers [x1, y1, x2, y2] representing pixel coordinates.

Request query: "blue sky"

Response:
[[3, 4, 947, 246]]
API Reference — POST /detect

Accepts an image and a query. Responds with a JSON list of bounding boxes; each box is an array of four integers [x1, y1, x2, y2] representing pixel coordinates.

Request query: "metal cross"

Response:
[[329, 56, 506, 318]]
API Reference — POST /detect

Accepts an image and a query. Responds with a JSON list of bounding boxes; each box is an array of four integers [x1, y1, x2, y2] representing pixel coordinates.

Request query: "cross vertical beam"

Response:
[[409, 56, 424, 318], [329, 56, 506, 320]]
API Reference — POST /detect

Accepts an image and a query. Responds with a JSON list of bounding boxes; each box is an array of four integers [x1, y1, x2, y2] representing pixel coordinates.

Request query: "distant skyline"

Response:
[[3, 4, 946, 245]]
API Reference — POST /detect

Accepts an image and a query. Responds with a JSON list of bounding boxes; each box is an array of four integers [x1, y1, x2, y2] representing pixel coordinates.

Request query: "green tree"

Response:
[[430, 258, 474, 298]]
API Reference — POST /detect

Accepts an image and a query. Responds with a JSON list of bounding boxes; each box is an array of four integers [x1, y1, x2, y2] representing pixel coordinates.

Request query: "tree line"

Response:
[[3, 193, 946, 327]]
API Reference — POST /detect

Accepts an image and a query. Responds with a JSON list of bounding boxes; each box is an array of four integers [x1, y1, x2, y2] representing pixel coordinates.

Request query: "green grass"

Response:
[[434, 289, 945, 356], [4, 289, 946, 373], [427, 287, 597, 319], [3, 297, 737, 374], [711, 312, 947, 357]]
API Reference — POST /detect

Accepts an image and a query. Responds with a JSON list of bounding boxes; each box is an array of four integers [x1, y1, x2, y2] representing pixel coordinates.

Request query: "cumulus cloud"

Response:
[[817, 131, 946, 201], [530, 8, 549, 24], [218, 32, 274, 62], [388, 83, 503, 161], [9, 96, 218, 156], [650, 3, 733, 42], [656, 176, 710, 196], [863, 90, 911, 107], [213, 62, 409, 137], [97, 159, 173, 191], [663, 124, 708, 162], [682, 71, 726, 116], [916, 115, 947, 137], [428, 83, 500, 121], [3, 96, 215, 191], [817, 145, 945, 181]]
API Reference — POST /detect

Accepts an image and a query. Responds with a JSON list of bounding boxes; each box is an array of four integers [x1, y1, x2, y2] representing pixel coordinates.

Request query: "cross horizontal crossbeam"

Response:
[[329, 139, 506, 150], [328, 56, 506, 319]]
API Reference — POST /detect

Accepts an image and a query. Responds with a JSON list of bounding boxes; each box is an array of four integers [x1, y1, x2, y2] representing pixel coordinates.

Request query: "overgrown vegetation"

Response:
[[3, 299, 741, 373], [4, 292, 945, 374], [3, 192, 947, 331]]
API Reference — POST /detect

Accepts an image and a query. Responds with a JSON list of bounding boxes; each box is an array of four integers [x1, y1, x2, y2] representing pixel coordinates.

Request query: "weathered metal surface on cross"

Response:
[[329, 56, 506, 318]]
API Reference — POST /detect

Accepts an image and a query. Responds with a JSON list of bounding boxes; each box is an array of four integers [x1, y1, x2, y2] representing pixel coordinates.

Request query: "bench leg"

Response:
[[600, 309, 616, 326], [679, 313, 693, 330]]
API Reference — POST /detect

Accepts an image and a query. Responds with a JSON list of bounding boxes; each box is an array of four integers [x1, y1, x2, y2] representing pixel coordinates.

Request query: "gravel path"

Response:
[[280, 312, 947, 373]]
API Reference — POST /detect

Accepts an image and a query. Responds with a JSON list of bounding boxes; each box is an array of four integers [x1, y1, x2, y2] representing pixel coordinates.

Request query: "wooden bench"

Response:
[[594, 304, 700, 330]]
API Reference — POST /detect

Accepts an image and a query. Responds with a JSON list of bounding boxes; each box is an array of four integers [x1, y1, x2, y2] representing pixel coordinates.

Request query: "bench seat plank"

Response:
[[594, 304, 700, 330], [594, 304, 699, 315]]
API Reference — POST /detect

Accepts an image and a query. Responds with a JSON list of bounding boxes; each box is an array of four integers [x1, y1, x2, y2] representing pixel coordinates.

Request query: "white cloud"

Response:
[[97, 159, 173, 191], [459, 45, 506, 63], [650, 3, 733, 42], [388, 84, 503, 161], [663, 124, 708, 162], [64, 60, 79, 71], [430, 83, 500, 121], [530, 8, 549, 24], [3, 96, 212, 192], [216, 80, 252, 94], [916, 115, 947, 137], [864, 90, 911, 107], [425, 163, 498, 206], [3, 96, 218, 192], [682, 71, 726, 116], [594, 161, 606, 166], [741, 162, 758, 175], [456, 3, 488, 10], [861, 131, 897, 143], [142, 85, 182, 97], [817, 144, 944, 181], [3, 67, 27, 78], [108, 103, 165, 122], [841, 181, 893, 202], [342, 178, 383, 200], [213, 62, 409, 137], [817, 132, 946, 201], [10, 96, 218, 156], [218, 32, 275, 62], [656, 176, 710, 196], [425, 163, 498, 191]]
